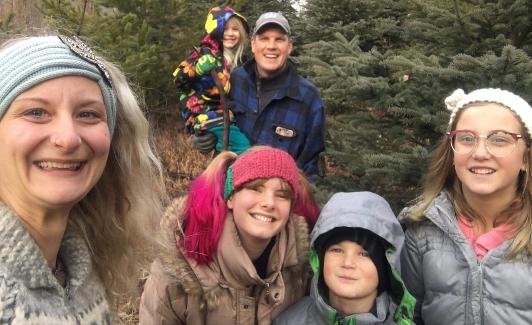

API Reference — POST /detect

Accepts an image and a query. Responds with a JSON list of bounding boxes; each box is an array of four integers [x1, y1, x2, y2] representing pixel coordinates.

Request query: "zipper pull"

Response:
[[256, 79, 261, 112], [334, 313, 343, 325], [65, 285, 71, 300]]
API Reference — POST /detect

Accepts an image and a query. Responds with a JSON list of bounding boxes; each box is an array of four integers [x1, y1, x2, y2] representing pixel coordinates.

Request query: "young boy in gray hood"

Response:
[[274, 192, 416, 325]]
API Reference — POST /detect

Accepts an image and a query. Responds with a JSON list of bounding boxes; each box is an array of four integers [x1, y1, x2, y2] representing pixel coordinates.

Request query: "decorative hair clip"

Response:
[[444, 88, 466, 111], [58, 35, 113, 87]]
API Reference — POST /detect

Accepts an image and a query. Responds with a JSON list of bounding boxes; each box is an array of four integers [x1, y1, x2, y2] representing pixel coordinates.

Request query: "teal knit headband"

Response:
[[224, 166, 234, 200], [0, 35, 117, 133]]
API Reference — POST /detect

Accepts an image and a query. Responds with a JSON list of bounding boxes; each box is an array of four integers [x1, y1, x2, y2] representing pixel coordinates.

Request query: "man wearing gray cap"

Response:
[[194, 12, 325, 179]]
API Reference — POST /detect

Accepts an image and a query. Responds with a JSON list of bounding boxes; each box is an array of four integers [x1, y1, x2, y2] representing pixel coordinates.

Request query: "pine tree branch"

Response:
[[77, 0, 89, 36], [452, 0, 472, 43]]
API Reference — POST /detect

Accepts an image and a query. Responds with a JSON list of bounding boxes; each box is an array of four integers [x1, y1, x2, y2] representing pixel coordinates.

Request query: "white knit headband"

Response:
[[445, 88, 532, 137]]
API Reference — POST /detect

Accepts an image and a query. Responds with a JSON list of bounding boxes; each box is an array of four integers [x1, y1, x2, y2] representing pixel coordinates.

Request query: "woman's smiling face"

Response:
[[0, 76, 111, 213]]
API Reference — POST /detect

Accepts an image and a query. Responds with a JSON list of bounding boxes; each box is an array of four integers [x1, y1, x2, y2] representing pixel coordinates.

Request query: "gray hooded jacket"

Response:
[[274, 192, 415, 325], [401, 191, 532, 325]]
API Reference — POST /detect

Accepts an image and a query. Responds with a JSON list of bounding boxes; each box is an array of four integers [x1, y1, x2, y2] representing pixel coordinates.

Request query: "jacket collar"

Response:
[[423, 191, 518, 262], [309, 275, 393, 325], [242, 58, 303, 101], [0, 202, 93, 294], [214, 213, 300, 287], [424, 191, 471, 241]]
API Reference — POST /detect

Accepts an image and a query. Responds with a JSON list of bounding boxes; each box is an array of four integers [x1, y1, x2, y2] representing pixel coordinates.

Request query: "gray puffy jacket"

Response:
[[401, 192, 532, 325], [274, 192, 415, 325]]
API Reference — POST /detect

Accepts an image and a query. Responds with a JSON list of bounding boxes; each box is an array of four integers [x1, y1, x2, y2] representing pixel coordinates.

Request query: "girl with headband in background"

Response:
[[139, 146, 320, 324], [401, 88, 532, 324], [0, 35, 164, 323]]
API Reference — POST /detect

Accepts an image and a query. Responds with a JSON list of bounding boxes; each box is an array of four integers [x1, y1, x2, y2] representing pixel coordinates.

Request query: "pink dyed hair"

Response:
[[293, 170, 319, 227], [180, 147, 320, 264]]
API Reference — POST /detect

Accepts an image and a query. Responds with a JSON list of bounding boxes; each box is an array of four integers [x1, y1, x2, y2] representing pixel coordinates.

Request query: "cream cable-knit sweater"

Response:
[[0, 203, 111, 324]]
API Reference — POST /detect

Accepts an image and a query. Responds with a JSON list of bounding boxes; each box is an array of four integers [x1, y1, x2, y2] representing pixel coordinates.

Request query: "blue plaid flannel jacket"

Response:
[[230, 59, 325, 177]]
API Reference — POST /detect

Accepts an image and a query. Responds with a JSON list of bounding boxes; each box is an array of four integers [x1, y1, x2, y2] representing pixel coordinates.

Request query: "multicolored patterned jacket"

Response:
[[173, 6, 247, 134]]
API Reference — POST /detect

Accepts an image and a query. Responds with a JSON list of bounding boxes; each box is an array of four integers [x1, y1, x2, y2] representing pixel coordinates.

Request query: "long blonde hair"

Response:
[[69, 55, 166, 304], [0, 34, 166, 315], [223, 16, 248, 69], [411, 105, 532, 258]]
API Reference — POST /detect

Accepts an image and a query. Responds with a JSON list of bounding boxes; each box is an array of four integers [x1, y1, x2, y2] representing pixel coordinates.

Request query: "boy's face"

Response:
[[323, 240, 379, 312]]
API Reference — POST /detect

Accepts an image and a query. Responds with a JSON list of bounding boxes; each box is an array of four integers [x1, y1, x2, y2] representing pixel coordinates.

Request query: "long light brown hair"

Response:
[[411, 104, 532, 258], [69, 51, 166, 304]]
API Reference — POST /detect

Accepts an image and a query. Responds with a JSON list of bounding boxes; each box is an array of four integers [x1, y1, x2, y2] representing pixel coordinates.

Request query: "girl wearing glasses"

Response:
[[401, 88, 532, 324]]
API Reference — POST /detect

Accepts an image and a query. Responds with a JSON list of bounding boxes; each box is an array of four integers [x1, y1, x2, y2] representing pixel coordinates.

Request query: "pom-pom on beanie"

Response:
[[445, 88, 532, 137], [315, 227, 390, 296], [224, 147, 299, 200], [0, 35, 116, 133]]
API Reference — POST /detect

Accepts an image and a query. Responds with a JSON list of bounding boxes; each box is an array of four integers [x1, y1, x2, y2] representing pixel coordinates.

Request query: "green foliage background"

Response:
[[37, 0, 299, 111], [2, 0, 532, 212], [295, 0, 532, 210]]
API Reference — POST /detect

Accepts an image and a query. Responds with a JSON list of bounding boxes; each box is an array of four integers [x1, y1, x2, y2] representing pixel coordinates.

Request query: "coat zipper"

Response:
[[264, 281, 270, 296], [477, 259, 484, 325], [64, 284, 72, 304], [256, 78, 261, 114], [477, 248, 500, 325], [334, 313, 351, 325]]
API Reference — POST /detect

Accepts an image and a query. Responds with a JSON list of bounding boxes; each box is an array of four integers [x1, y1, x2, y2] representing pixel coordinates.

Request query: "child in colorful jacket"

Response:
[[173, 6, 250, 154], [274, 192, 416, 325]]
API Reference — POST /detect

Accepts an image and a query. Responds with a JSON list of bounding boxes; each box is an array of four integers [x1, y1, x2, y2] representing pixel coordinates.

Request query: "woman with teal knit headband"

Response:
[[0, 35, 164, 323]]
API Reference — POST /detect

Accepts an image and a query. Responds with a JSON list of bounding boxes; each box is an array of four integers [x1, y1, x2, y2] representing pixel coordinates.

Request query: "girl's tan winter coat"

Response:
[[139, 198, 311, 324]]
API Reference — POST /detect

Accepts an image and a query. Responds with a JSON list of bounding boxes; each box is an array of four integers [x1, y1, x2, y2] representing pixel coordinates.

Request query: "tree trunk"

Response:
[[3, 0, 44, 31]]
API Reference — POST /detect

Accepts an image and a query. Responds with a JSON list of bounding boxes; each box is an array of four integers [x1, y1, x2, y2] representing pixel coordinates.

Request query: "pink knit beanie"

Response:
[[224, 147, 300, 200]]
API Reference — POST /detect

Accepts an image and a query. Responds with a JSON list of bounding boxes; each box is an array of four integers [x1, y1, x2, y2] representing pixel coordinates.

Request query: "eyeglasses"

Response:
[[447, 130, 524, 158]]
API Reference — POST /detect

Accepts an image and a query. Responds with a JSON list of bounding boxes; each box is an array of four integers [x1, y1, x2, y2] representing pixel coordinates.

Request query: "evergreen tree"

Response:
[[405, 0, 532, 57], [297, 0, 532, 211], [37, 0, 298, 114], [39, 0, 212, 112], [295, 0, 410, 52], [236, 0, 298, 29], [0, 12, 16, 36]]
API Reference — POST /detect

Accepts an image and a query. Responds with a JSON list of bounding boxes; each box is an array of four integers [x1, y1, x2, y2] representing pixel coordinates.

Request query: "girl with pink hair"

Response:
[[139, 146, 320, 324]]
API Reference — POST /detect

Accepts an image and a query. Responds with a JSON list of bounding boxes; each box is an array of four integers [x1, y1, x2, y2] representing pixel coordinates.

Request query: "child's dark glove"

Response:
[[191, 132, 217, 154]]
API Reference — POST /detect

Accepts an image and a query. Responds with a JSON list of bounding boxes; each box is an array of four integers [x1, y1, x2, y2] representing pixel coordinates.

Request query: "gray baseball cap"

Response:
[[252, 12, 291, 36]]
